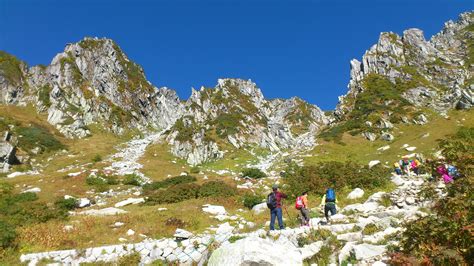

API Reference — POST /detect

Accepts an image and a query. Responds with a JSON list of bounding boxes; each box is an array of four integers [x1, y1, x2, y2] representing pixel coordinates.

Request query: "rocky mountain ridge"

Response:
[[0, 40, 329, 166], [332, 11, 473, 141]]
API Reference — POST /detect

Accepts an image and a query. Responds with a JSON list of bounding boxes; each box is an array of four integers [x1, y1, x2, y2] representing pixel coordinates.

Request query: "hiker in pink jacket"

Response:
[[436, 165, 453, 183]]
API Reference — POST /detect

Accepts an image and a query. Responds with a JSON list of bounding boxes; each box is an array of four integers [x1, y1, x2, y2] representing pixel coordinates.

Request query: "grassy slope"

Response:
[[306, 109, 474, 166]]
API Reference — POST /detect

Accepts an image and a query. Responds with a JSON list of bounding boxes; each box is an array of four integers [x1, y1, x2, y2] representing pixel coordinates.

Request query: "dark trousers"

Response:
[[324, 203, 337, 220], [270, 207, 284, 230], [300, 207, 310, 225]]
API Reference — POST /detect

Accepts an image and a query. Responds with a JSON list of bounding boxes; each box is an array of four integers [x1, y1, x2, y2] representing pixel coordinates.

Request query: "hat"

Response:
[[272, 184, 279, 190]]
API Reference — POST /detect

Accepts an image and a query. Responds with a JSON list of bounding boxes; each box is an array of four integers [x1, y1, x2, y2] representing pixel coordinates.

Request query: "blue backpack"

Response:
[[326, 188, 336, 202]]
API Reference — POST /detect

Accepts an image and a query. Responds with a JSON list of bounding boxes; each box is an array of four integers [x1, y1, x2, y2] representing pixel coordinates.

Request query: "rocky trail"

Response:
[[20, 173, 440, 265], [105, 130, 167, 184]]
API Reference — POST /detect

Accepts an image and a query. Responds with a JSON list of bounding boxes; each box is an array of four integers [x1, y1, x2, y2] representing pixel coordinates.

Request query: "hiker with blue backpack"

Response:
[[320, 188, 337, 224], [267, 184, 287, 230]]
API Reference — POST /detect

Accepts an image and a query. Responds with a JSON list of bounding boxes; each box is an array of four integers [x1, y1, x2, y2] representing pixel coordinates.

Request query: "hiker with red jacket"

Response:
[[267, 184, 287, 230]]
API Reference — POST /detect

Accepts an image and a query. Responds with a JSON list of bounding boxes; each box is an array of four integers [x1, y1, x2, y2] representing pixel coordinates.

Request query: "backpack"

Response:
[[326, 188, 336, 202], [266, 192, 277, 210], [295, 196, 304, 209], [447, 165, 459, 177]]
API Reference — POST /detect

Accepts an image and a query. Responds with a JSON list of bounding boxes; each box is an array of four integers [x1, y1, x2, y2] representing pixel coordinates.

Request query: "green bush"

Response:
[[54, 197, 78, 211], [241, 168, 266, 179], [198, 181, 237, 198], [0, 184, 68, 250], [284, 161, 390, 198], [86, 174, 118, 192], [362, 223, 380, 235], [92, 154, 102, 163], [145, 183, 200, 205], [242, 194, 262, 209], [143, 175, 196, 191], [16, 125, 65, 154], [190, 166, 200, 174], [0, 221, 17, 249], [122, 174, 142, 186]]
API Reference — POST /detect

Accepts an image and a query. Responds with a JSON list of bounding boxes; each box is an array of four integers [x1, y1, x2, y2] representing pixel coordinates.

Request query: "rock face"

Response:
[[1, 40, 329, 166], [208, 236, 303, 266], [166, 78, 330, 165], [333, 12, 473, 139], [0, 38, 184, 139]]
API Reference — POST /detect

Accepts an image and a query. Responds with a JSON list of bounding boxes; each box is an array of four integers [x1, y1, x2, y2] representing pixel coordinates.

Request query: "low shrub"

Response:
[[284, 161, 390, 198], [165, 217, 187, 228], [0, 184, 68, 250], [15, 125, 65, 154], [362, 223, 380, 235], [198, 181, 236, 198], [241, 168, 266, 179], [242, 194, 262, 209], [54, 198, 78, 211], [122, 174, 142, 186], [85, 174, 118, 192], [143, 175, 197, 191], [145, 183, 200, 205], [91, 154, 102, 163], [0, 221, 17, 249], [228, 235, 245, 243], [190, 166, 200, 174]]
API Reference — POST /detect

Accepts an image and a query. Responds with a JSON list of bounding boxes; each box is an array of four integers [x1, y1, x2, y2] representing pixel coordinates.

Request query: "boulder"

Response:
[[368, 160, 381, 168], [22, 187, 41, 193], [347, 188, 365, 199], [216, 222, 234, 235], [77, 207, 127, 216], [362, 132, 377, 141], [202, 204, 226, 215], [114, 198, 145, 208], [352, 243, 386, 260], [174, 228, 193, 239], [208, 236, 303, 266], [299, 241, 323, 260], [381, 132, 394, 141], [251, 202, 267, 215]]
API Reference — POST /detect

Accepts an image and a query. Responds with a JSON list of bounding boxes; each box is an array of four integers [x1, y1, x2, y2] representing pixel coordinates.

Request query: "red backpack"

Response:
[[295, 196, 304, 209]]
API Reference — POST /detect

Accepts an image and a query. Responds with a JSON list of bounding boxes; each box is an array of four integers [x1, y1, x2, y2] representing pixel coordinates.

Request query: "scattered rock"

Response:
[[208, 236, 302, 266], [369, 160, 381, 168], [251, 202, 267, 215], [174, 228, 193, 239], [77, 207, 127, 216], [114, 198, 145, 208], [347, 188, 365, 199], [202, 204, 226, 215]]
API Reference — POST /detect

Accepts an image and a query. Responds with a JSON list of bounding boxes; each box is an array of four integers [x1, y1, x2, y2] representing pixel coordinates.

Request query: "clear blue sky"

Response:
[[1, 0, 472, 110]]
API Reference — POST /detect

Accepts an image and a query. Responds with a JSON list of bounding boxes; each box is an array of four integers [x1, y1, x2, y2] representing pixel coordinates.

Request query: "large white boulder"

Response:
[[114, 198, 145, 207], [174, 228, 193, 239], [208, 236, 303, 266], [347, 188, 365, 199], [202, 204, 227, 215], [251, 202, 267, 215], [77, 207, 127, 216], [353, 243, 386, 260], [368, 160, 381, 168], [22, 187, 41, 193]]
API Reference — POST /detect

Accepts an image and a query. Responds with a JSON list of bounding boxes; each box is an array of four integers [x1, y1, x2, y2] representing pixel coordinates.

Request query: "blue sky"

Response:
[[0, 0, 472, 110]]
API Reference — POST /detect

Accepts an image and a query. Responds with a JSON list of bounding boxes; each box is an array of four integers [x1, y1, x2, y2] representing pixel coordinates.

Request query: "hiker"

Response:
[[320, 188, 337, 224], [267, 184, 287, 230], [411, 158, 421, 175], [295, 191, 310, 226], [436, 164, 453, 184], [400, 157, 411, 175], [393, 162, 403, 175]]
